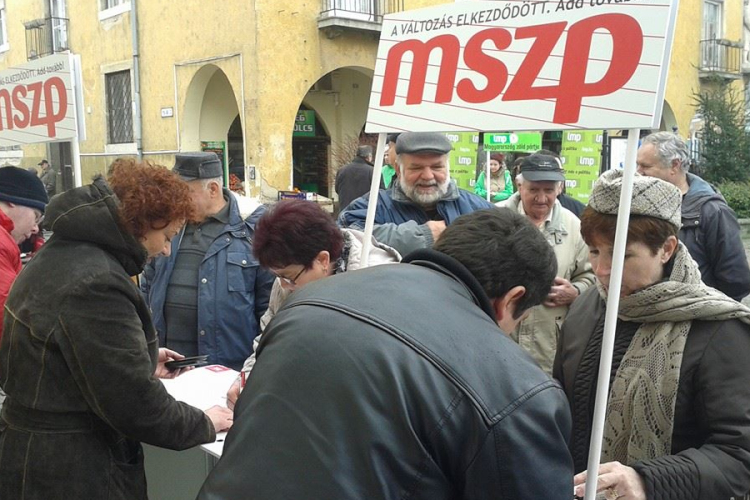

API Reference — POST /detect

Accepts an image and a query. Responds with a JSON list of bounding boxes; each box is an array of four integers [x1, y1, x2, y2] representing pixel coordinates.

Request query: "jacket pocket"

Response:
[[226, 251, 258, 292], [107, 439, 147, 500]]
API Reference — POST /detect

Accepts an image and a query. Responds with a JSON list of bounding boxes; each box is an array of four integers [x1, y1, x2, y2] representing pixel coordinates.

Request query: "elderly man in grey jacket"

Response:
[[499, 154, 594, 374]]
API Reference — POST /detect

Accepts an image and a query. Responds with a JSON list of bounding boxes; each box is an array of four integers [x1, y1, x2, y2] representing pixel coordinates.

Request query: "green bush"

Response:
[[717, 181, 750, 219], [693, 79, 750, 184]]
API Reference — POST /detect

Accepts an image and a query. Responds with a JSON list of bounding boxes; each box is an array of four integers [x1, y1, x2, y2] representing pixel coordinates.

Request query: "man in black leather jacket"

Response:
[[198, 208, 574, 500]]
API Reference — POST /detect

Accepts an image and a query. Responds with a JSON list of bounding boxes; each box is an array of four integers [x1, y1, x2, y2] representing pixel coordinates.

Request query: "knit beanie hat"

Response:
[[588, 169, 681, 230], [0, 166, 49, 212]]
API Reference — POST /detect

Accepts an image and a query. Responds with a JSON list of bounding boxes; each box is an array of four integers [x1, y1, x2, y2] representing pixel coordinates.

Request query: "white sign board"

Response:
[[366, 0, 678, 133], [0, 53, 78, 146]]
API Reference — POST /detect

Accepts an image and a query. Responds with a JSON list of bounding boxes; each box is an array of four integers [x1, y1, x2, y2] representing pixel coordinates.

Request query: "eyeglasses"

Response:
[[33, 211, 44, 225], [276, 266, 306, 286]]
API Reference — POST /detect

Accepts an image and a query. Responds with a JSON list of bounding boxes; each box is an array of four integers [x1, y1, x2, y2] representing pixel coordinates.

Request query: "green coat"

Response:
[[474, 169, 513, 202], [382, 164, 397, 189]]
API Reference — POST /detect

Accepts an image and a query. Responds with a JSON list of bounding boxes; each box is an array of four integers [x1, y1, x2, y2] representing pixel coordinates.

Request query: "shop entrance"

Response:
[[291, 106, 331, 197]]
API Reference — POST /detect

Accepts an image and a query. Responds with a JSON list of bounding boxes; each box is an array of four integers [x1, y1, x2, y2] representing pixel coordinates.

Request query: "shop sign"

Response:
[[293, 110, 316, 137], [483, 132, 541, 152]]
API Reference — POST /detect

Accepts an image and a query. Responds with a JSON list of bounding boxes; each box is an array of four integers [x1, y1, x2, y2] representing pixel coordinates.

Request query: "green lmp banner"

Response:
[[293, 110, 316, 137], [560, 130, 603, 203], [444, 131, 479, 192], [483, 132, 542, 152]]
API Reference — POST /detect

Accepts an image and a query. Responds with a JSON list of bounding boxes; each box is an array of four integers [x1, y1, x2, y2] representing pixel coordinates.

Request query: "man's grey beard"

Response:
[[400, 175, 450, 206]]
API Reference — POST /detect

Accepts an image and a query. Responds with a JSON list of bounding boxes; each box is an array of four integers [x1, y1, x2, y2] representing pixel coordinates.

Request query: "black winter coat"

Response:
[[335, 156, 380, 210], [554, 287, 750, 499], [680, 173, 750, 301], [198, 249, 574, 500], [0, 178, 214, 500]]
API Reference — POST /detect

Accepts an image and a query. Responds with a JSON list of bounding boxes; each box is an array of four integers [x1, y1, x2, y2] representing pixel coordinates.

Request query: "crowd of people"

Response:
[[0, 130, 748, 499]]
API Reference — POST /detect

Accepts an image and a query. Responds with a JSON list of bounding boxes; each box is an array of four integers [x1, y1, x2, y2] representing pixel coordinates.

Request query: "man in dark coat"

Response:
[[38, 159, 57, 198], [335, 145, 378, 210], [198, 208, 574, 500], [637, 131, 750, 300]]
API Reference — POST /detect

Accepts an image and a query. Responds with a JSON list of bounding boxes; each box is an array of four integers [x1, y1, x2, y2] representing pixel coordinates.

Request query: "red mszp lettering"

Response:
[[28, 82, 44, 129], [42, 77, 68, 137], [504, 14, 643, 124], [380, 35, 460, 106], [0, 89, 11, 131], [457, 28, 512, 104], [12, 85, 30, 129]]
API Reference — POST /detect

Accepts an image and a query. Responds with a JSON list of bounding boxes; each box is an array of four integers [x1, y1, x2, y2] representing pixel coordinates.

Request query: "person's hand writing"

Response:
[[154, 348, 189, 379], [543, 277, 579, 308], [426, 220, 446, 242], [205, 405, 234, 433], [574, 461, 646, 500], [226, 377, 242, 411]]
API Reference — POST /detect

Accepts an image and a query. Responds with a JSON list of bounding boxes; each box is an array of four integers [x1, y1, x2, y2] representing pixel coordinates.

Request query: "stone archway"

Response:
[[291, 66, 373, 197], [181, 64, 243, 183], [660, 100, 678, 133]]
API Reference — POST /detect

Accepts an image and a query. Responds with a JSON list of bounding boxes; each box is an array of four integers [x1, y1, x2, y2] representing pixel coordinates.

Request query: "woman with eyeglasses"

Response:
[[226, 199, 401, 409]]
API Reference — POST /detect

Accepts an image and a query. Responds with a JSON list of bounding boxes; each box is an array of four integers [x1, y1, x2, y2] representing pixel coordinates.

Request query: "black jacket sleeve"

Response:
[[702, 202, 750, 301]]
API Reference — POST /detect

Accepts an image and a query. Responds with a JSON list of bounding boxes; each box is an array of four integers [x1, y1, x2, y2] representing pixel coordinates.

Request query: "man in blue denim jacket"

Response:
[[140, 153, 274, 370]]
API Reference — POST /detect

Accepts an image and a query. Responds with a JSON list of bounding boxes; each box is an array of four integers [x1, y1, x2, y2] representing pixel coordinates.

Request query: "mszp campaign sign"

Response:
[[366, 0, 678, 133], [0, 53, 77, 147]]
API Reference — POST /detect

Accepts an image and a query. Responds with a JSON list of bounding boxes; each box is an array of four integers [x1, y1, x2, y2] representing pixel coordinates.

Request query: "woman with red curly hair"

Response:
[[0, 159, 233, 500]]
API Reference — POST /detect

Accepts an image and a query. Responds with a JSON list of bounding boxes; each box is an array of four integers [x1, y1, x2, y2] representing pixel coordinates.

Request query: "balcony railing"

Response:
[[24, 17, 69, 61], [319, 0, 404, 37], [699, 39, 742, 78]]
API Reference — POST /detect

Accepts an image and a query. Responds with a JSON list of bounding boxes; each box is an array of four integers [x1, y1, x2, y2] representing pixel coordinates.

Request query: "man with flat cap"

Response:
[[498, 153, 593, 374], [338, 132, 493, 255], [37, 159, 57, 198], [140, 152, 275, 370]]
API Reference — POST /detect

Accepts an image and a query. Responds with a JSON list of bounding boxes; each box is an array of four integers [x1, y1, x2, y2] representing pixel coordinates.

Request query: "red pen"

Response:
[[240, 371, 246, 389]]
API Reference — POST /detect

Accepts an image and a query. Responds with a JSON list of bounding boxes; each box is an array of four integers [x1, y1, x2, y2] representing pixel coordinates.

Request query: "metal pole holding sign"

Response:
[[583, 129, 640, 500], [485, 150, 491, 202], [360, 133, 387, 268]]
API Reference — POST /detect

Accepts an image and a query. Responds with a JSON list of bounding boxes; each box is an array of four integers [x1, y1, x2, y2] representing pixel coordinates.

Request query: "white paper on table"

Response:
[[161, 364, 238, 411]]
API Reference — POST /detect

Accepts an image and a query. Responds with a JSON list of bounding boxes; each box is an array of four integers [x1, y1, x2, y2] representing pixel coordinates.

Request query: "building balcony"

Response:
[[699, 39, 743, 80], [24, 17, 69, 61], [318, 0, 404, 38]]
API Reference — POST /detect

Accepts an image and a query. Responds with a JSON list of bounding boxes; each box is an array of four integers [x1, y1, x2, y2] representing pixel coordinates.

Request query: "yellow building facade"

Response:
[[0, 0, 747, 197]]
